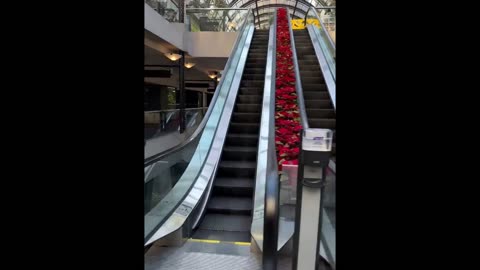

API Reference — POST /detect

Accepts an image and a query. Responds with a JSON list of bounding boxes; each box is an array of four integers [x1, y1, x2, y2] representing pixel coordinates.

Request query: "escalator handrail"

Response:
[[251, 9, 279, 264], [144, 9, 254, 167], [287, 12, 309, 129], [263, 9, 280, 270], [304, 7, 336, 52]]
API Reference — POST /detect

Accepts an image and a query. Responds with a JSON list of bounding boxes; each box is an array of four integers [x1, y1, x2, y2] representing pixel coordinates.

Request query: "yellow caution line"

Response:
[[188, 238, 251, 246]]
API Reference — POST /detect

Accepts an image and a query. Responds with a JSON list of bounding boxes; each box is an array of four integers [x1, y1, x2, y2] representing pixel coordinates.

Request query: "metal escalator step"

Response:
[[296, 55, 318, 61], [306, 109, 336, 118], [301, 76, 325, 84], [303, 91, 330, 99], [243, 68, 266, 74], [297, 60, 320, 65], [235, 104, 262, 113], [199, 214, 251, 232], [225, 133, 258, 147], [192, 229, 251, 242], [237, 95, 262, 104], [207, 196, 252, 215], [239, 88, 263, 95], [214, 177, 254, 196], [232, 112, 261, 122], [300, 70, 323, 77], [240, 80, 264, 87], [302, 83, 327, 91], [218, 161, 256, 177], [242, 74, 265, 81], [215, 177, 254, 189], [245, 58, 267, 64], [222, 146, 257, 161], [229, 122, 260, 134], [249, 48, 267, 53], [308, 118, 336, 129], [305, 99, 333, 109]]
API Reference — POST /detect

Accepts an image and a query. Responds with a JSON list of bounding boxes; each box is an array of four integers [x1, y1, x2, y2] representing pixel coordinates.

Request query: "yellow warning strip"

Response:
[[188, 239, 220, 244], [188, 238, 251, 246], [233, 242, 251, 246]]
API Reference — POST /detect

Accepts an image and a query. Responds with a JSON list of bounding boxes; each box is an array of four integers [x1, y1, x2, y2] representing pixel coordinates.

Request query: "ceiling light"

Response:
[[164, 53, 182, 61], [208, 74, 216, 79], [184, 62, 196, 69]]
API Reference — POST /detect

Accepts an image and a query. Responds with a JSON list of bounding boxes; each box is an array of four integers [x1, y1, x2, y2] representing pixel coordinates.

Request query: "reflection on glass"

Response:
[[305, 8, 336, 80], [145, 0, 180, 22]]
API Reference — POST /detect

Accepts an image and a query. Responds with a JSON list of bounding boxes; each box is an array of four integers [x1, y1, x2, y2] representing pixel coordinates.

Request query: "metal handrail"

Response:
[[287, 12, 309, 129], [145, 9, 253, 166], [305, 7, 335, 51]]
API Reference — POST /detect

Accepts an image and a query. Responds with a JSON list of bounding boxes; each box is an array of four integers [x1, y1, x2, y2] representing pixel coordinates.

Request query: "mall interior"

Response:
[[144, 0, 335, 269]]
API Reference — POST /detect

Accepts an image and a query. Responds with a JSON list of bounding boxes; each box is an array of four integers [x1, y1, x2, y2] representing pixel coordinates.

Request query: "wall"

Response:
[[145, 3, 185, 51], [184, 32, 238, 58]]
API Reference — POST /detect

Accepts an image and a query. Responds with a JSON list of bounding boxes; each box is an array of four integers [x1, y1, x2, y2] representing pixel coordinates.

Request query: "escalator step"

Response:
[[218, 161, 256, 177], [235, 104, 262, 113], [229, 123, 260, 134], [242, 74, 265, 81], [225, 133, 258, 147], [306, 109, 336, 118], [297, 60, 320, 66], [302, 83, 327, 91], [192, 229, 251, 242], [207, 196, 252, 215], [243, 68, 266, 74], [301, 76, 325, 84], [215, 177, 254, 189], [245, 58, 267, 64], [222, 146, 257, 161], [239, 88, 263, 95], [199, 214, 251, 232], [232, 112, 261, 122], [303, 91, 330, 100], [305, 99, 333, 108], [237, 95, 262, 104], [240, 80, 264, 87], [214, 177, 254, 196], [308, 118, 336, 129], [300, 70, 324, 78]]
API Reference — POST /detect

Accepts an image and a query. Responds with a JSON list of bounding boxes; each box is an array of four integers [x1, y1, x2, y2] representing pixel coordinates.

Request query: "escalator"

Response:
[[192, 30, 269, 242], [293, 29, 336, 158]]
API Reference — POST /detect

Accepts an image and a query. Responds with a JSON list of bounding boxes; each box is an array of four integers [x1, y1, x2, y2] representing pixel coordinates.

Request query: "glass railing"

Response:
[[145, 0, 180, 22], [144, 9, 255, 243], [144, 107, 208, 159], [316, 8, 335, 44], [186, 8, 250, 32], [320, 165, 336, 268], [305, 7, 336, 81]]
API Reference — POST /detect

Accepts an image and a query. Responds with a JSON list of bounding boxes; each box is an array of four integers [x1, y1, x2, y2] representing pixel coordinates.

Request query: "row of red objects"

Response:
[[275, 8, 302, 170]]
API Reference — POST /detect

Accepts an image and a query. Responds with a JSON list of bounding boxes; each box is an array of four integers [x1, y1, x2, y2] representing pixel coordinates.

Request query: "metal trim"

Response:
[[287, 12, 309, 129]]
